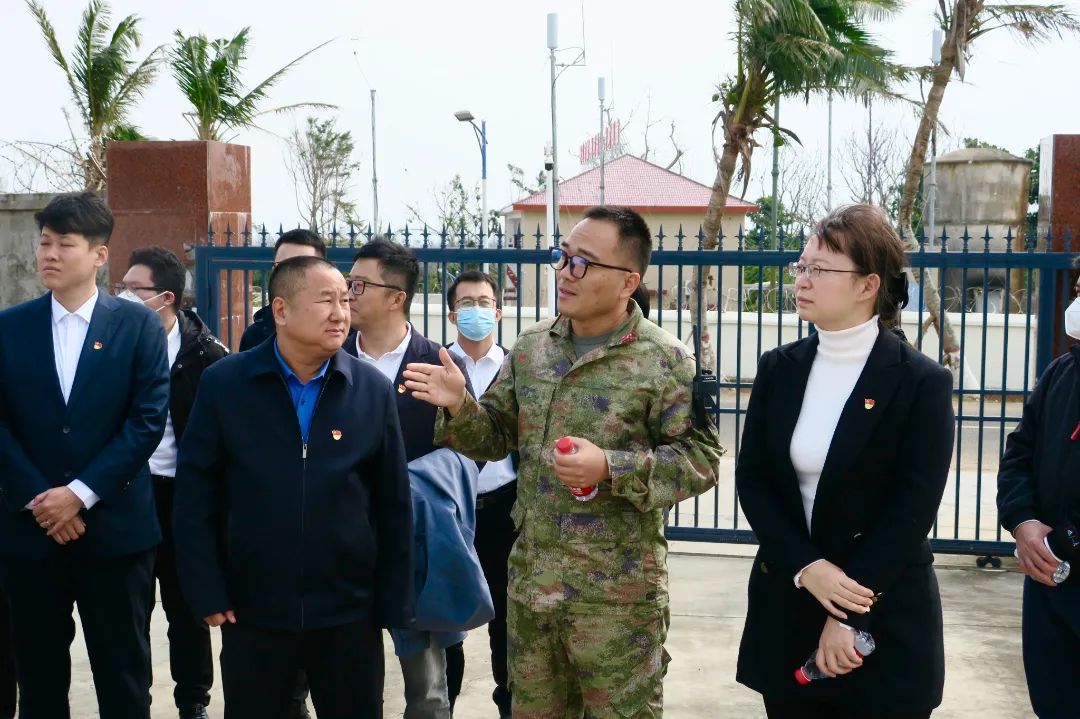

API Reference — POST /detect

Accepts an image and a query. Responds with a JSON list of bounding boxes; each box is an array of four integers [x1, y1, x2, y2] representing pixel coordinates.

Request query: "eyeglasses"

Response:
[[346, 278, 404, 296], [786, 262, 865, 281], [550, 247, 636, 279], [455, 297, 497, 310], [114, 283, 165, 295]]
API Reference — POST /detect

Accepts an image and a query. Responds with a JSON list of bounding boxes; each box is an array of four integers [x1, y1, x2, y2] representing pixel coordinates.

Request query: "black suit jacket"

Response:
[[346, 330, 473, 463], [174, 342, 413, 630], [735, 326, 954, 711], [0, 292, 169, 559]]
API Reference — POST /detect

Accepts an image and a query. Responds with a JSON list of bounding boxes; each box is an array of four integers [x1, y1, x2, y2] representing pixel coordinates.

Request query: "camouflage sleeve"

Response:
[[434, 352, 519, 462], [604, 354, 724, 513]]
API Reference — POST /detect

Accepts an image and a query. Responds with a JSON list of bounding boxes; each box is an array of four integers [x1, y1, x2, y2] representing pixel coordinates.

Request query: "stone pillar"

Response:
[[0, 193, 51, 311], [107, 141, 252, 348], [1038, 134, 1080, 354]]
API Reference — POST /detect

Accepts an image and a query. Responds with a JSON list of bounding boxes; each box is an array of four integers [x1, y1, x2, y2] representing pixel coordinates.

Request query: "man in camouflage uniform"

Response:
[[403, 205, 724, 718]]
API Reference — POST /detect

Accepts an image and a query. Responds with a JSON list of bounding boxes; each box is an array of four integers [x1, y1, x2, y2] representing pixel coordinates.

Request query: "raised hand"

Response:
[[403, 347, 468, 414]]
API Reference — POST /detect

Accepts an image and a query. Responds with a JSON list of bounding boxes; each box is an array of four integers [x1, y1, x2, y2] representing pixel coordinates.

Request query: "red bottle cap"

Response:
[[794, 667, 812, 685], [555, 437, 575, 454]]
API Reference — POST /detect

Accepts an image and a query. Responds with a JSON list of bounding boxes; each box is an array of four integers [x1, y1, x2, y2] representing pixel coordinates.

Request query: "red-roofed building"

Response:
[[501, 154, 757, 308]]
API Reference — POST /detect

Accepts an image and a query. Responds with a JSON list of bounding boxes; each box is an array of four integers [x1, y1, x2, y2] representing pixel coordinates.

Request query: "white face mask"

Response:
[[118, 289, 167, 312], [1066, 298, 1080, 340]]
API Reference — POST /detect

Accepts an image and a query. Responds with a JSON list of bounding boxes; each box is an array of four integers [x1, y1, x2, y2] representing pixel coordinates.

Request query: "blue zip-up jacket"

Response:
[[391, 448, 494, 657]]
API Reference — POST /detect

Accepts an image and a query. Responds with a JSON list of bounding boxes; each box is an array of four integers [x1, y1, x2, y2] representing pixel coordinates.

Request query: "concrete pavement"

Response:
[[51, 549, 1029, 718]]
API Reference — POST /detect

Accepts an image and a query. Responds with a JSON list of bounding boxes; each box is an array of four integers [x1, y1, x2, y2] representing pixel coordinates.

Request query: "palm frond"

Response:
[[26, 1, 88, 124], [974, 3, 1080, 42]]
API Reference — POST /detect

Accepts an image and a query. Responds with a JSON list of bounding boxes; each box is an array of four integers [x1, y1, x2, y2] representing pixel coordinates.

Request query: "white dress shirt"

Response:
[[447, 341, 517, 493], [355, 324, 412, 384], [148, 317, 182, 478], [50, 290, 101, 509]]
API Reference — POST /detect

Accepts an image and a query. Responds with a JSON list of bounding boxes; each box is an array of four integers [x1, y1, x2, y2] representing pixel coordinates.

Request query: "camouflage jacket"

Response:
[[435, 304, 724, 613]]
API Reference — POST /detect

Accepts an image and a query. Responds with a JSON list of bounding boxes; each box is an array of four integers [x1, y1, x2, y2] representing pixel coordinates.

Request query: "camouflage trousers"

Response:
[[507, 598, 671, 719]]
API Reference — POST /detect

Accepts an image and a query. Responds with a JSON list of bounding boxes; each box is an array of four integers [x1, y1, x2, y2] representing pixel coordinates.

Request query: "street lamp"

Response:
[[455, 110, 488, 247]]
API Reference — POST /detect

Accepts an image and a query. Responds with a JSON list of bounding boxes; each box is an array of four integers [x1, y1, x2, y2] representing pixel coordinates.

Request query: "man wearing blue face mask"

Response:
[[444, 270, 518, 719]]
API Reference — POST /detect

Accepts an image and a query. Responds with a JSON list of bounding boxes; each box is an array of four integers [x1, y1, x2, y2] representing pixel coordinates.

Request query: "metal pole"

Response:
[[598, 77, 606, 206], [548, 14, 559, 243], [480, 120, 488, 246], [545, 145, 556, 318], [826, 91, 833, 210], [770, 97, 780, 248], [370, 89, 379, 235]]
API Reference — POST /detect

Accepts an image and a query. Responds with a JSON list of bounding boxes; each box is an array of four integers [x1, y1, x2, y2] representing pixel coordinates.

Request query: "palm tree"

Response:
[[27, 0, 163, 192], [170, 28, 334, 142], [701, 0, 905, 250], [895, 1, 1079, 364]]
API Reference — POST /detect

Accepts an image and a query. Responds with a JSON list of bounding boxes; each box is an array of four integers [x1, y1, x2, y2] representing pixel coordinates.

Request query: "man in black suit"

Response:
[[0, 191, 170, 718], [174, 256, 413, 717], [345, 238, 472, 718], [0, 590, 14, 719]]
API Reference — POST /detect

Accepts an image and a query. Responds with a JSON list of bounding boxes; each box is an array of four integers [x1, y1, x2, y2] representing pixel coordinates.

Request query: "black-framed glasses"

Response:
[[113, 282, 165, 295], [347, 278, 404, 296], [550, 247, 636, 279], [455, 297, 497, 310], [786, 262, 865, 281]]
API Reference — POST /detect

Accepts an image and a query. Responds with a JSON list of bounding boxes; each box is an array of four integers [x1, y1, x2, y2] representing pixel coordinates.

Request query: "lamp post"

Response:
[[547, 13, 560, 241], [454, 110, 488, 247]]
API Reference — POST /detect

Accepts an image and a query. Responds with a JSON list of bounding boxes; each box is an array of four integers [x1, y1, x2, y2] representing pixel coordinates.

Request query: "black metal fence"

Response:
[[194, 222, 1080, 560]]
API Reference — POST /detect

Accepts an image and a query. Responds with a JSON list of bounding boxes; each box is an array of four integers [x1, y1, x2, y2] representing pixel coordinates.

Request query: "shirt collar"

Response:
[[356, 323, 412, 362], [273, 339, 330, 385], [449, 339, 504, 367], [51, 289, 99, 326]]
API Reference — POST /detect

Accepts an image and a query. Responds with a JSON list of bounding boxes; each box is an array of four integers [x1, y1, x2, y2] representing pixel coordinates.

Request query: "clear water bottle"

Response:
[[794, 630, 876, 685], [555, 436, 597, 502]]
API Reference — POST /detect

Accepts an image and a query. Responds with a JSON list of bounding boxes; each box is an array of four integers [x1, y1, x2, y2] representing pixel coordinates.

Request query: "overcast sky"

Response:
[[2, 0, 1078, 231]]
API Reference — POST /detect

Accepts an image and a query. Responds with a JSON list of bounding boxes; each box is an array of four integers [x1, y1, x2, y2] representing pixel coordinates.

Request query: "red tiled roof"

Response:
[[510, 154, 759, 215]]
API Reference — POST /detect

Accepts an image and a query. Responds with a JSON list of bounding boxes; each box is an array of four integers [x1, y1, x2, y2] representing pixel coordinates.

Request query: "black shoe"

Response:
[[179, 706, 209, 719]]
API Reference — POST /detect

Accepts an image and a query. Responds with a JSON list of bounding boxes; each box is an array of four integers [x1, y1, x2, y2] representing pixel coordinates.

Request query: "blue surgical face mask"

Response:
[[455, 306, 497, 341]]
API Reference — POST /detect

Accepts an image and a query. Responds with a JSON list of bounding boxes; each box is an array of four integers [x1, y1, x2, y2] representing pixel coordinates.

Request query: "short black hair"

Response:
[[447, 270, 500, 309], [35, 191, 114, 246], [274, 228, 326, 258], [129, 246, 186, 306], [582, 205, 652, 274], [352, 238, 419, 314], [269, 255, 336, 302]]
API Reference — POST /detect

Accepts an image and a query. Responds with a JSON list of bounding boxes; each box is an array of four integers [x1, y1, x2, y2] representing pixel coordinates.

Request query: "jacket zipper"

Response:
[[276, 373, 331, 630]]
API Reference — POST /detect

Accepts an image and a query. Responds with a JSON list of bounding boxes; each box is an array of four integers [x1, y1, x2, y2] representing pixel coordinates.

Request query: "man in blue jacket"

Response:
[[174, 255, 413, 717], [0, 191, 170, 718]]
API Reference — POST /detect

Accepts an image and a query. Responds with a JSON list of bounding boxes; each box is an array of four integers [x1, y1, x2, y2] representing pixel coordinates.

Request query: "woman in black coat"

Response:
[[735, 204, 955, 718]]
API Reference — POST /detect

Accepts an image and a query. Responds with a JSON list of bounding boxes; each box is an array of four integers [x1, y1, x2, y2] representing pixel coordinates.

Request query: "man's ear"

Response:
[[621, 272, 641, 300], [272, 296, 288, 326], [93, 244, 108, 268]]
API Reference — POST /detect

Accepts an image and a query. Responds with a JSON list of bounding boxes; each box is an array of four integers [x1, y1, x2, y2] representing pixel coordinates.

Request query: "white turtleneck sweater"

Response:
[[790, 315, 880, 533]]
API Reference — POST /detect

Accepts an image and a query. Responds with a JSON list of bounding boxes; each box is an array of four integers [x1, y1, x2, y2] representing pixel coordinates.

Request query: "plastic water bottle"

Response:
[[555, 436, 597, 502], [794, 630, 876, 685]]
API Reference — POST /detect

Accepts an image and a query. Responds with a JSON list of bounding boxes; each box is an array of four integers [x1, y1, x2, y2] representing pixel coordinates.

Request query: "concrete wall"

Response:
[[0, 193, 50, 310], [406, 302, 1036, 393]]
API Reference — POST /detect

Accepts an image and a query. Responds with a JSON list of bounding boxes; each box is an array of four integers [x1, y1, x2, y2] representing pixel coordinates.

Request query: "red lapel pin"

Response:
[[92, 341, 103, 350], [863, 398, 876, 410], [331, 430, 343, 441]]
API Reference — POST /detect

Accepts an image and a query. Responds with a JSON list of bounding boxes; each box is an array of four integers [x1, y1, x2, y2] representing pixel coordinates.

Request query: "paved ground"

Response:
[[48, 546, 1029, 718]]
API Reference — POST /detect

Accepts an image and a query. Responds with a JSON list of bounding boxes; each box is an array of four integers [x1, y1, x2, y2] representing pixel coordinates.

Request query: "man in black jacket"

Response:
[[238, 229, 326, 352], [998, 282, 1080, 718], [174, 256, 413, 717], [120, 247, 229, 719]]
